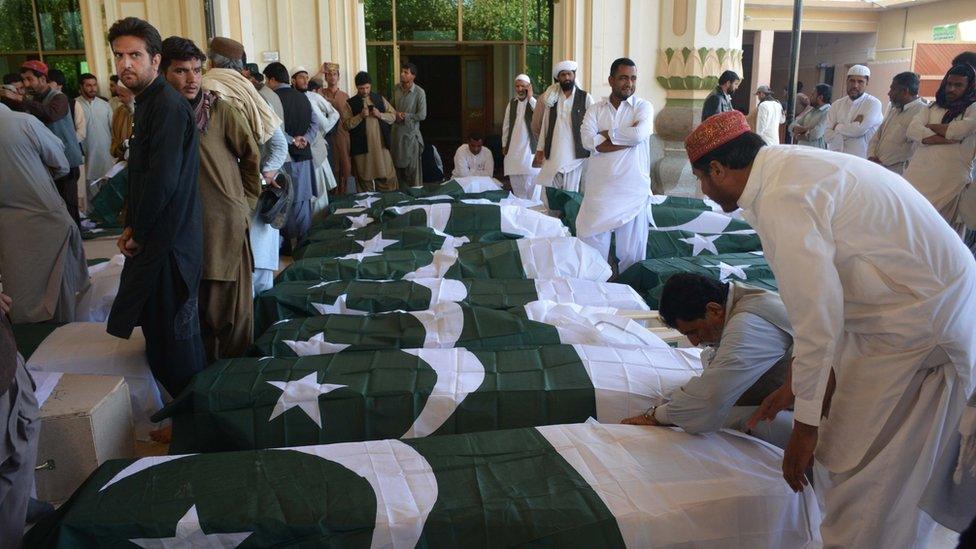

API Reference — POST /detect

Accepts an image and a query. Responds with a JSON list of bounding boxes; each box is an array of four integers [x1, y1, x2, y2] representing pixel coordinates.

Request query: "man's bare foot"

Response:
[[149, 425, 172, 444]]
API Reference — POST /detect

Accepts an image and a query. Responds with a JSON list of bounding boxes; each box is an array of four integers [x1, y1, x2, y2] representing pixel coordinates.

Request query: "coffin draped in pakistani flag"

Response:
[[154, 344, 703, 452], [293, 226, 477, 260], [252, 301, 664, 357], [648, 204, 753, 233], [27, 423, 822, 548], [618, 252, 778, 308], [378, 202, 566, 239], [275, 236, 613, 284], [646, 229, 762, 259], [253, 278, 650, 335]]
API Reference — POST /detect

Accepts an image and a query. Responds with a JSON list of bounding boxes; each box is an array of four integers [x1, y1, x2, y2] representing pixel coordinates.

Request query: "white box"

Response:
[[34, 374, 135, 504]]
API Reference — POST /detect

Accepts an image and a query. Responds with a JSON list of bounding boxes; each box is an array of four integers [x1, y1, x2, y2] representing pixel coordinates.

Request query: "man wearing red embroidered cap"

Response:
[[1, 60, 84, 226], [685, 110, 976, 547]]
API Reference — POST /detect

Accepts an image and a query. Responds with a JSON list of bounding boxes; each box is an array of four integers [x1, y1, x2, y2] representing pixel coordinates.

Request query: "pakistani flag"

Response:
[[254, 278, 650, 335], [380, 203, 568, 239], [251, 301, 663, 357], [327, 191, 411, 215], [87, 167, 126, 228], [30, 423, 821, 548], [544, 188, 584, 234], [154, 343, 703, 452], [649, 205, 754, 233], [293, 226, 474, 260], [646, 229, 762, 259], [617, 252, 778, 308], [275, 237, 613, 284], [405, 178, 509, 201]]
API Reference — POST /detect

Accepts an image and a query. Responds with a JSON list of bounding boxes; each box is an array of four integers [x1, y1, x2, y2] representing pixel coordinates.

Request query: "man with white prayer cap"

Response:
[[533, 59, 595, 203], [502, 74, 540, 200], [824, 64, 883, 157], [576, 57, 653, 272], [685, 110, 976, 548]]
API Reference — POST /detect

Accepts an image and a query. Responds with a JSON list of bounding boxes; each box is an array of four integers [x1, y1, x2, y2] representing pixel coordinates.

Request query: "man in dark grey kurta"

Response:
[[105, 17, 206, 397], [392, 62, 426, 188]]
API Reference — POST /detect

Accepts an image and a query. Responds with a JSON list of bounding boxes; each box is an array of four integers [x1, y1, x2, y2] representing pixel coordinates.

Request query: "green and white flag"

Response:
[[31, 423, 822, 548], [275, 237, 613, 284], [617, 252, 778, 308], [646, 229, 762, 259], [154, 344, 703, 452], [252, 301, 665, 357], [293, 226, 473, 260], [380, 202, 568, 239], [649, 205, 754, 233], [254, 278, 650, 335]]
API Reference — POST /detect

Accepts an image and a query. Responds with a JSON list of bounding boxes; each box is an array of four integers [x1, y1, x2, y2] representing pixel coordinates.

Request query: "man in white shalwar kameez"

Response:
[[577, 58, 653, 273], [502, 74, 541, 201], [534, 60, 595, 203], [0, 103, 89, 323], [75, 74, 114, 190], [903, 64, 976, 231], [686, 110, 976, 549], [824, 65, 883, 158], [452, 134, 493, 178]]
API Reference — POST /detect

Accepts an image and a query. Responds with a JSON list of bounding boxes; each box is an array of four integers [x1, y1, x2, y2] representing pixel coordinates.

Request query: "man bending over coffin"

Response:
[[622, 273, 794, 448]]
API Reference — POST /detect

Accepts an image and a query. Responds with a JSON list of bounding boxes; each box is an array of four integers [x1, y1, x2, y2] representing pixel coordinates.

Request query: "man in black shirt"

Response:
[[105, 17, 206, 404]]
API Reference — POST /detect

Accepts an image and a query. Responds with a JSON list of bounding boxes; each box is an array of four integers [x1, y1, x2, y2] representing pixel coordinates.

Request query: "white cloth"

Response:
[[738, 145, 976, 546], [903, 102, 976, 224], [451, 176, 502, 193], [847, 64, 870, 77], [502, 97, 540, 177], [536, 87, 595, 188], [514, 74, 531, 84], [824, 92, 883, 157], [576, 95, 653, 239], [552, 60, 578, 78], [77, 96, 114, 183], [579, 205, 647, 273], [508, 174, 541, 201], [77, 254, 125, 322], [451, 144, 493, 178], [866, 97, 927, 173], [754, 100, 783, 146]]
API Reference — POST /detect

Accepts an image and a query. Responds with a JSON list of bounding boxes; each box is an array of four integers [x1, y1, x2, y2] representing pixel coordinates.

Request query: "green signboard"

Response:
[[933, 24, 958, 41]]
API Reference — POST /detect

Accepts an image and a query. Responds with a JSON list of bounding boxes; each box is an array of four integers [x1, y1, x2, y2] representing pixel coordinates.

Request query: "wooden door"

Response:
[[460, 52, 492, 139]]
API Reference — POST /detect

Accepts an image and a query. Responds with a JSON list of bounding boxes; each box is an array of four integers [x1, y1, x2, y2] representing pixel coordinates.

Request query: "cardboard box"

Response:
[[34, 374, 135, 504]]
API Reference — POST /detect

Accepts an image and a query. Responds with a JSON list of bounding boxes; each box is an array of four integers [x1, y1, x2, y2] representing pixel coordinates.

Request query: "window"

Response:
[[0, 0, 86, 95], [364, 0, 553, 97]]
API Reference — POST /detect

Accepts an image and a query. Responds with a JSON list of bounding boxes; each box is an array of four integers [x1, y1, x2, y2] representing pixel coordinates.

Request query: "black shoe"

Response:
[[26, 498, 55, 524]]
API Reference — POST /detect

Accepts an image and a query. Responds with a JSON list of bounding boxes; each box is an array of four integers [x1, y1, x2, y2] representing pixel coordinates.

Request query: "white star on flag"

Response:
[[678, 233, 721, 256], [129, 505, 252, 548], [346, 214, 373, 229], [706, 262, 750, 282], [267, 372, 346, 428], [355, 233, 399, 253], [353, 195, 382, 208]]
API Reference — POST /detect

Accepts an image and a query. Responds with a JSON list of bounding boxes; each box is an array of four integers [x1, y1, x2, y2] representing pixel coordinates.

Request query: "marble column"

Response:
[[651, 0, 744, 197]]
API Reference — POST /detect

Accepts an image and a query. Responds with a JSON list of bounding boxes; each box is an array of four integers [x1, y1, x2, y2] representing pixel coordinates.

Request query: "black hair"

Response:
[[468, 132, 484, 142], [609, 57, 636, 76], [79, 73, 97, 84], [659, 273, 729, 328], [718, 70, 740, 85], [47, 69, 66, 86], [400, 62, 418, 76], [796, 81, 804, 93], [307, 79, 321, 92], [952, 51, 976, 69], [891, 71, 920, 95], [108, 17, 162, 58], [109, 74, 119, 84], [160, 36, 205, 73], [3, 73, 20, 85], [690, 131, 766, 172], [354, 71, 371, 86], [815, 83, 832, 103], [262, 62, 289, 84]]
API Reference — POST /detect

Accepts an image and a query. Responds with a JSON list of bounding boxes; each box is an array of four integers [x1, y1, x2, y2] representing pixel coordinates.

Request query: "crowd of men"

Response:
[[1, 11, 975, 548]]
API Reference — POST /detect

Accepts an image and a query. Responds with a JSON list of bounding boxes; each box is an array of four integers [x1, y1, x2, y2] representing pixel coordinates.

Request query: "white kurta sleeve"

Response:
[[580, 103, 603, 153], [480, 149, 494, 177], [74, 104, 86, 142], [824, 104, 841, 149], [906, 105, 935, 143], [536, 106, 550, 152], [321, 99, 340, 134], [866, 112, 884, 157], [28, 117, 69, 178], [944, 103, 976, 142], [609, 100, 653, 147], [836, 98, 883, 138], [501, 103, 512, 149], [452, 146, 471, 177], [758, 185, 845, 427]]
